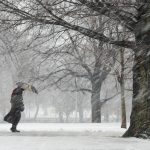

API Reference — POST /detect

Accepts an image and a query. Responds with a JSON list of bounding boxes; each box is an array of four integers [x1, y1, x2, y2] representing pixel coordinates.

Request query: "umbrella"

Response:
[[16, 82, 38, 94]]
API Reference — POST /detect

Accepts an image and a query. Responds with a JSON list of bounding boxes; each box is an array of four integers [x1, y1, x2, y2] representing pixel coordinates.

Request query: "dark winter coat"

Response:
[[10, 87, 25, 111], [4, 87, 25, 123]]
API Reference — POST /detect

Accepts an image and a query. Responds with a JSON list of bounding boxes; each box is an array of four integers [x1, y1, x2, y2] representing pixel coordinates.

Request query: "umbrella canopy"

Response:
[[16, 82, 38, 94]]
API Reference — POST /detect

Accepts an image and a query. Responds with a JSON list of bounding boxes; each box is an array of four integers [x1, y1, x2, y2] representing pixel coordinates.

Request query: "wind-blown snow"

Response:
[[0, 123, 149, 150]]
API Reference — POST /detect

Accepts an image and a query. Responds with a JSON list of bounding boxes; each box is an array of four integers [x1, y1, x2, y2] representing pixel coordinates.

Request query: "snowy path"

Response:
[[0, 123, 149, 150]]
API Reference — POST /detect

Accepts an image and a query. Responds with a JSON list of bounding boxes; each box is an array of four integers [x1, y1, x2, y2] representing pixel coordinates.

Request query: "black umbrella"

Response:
[[16, 82, 38, 94]]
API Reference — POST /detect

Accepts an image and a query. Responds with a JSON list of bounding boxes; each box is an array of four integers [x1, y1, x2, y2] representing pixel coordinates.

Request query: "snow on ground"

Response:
[[0, 123, 149, 150]]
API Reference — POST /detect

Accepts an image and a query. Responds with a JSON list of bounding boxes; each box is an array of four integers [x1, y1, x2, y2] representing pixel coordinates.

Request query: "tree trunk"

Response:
[[123, 51, 150, 137], [58, 112, 64, 123], [91, 81, 102, 123], [124, 2, 150, 138], [79, 105, 84, 123], [121, 92, 126, 128], [120, 49, 127, 128], [116, 106, 120, 122], [34, 104, 39, 120], [103, 104, 109, 122], [65, 113, 70, 123]]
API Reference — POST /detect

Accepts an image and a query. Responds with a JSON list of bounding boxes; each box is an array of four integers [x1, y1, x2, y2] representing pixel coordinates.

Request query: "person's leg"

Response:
[[11, 110, 21, 132]]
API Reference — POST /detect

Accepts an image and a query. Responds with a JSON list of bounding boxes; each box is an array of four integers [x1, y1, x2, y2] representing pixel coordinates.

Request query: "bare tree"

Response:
[[0, 0, 150, 138]]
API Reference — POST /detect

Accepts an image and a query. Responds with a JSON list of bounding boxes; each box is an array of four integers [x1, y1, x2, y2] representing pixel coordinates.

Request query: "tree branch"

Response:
[[77, 0, 137, 31], [101, 92, 120, 105], [0, 0, 136, 49]]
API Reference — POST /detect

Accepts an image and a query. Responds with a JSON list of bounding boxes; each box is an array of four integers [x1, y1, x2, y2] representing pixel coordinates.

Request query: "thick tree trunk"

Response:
[[91, 81, 101, 123], [123, 52, 150, 138], [91, 41, 103, 123], [123, 2, 150, 138]]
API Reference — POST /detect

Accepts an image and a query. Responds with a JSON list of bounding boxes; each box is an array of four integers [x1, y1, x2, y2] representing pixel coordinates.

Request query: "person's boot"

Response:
[[10, 126, 20, 132]]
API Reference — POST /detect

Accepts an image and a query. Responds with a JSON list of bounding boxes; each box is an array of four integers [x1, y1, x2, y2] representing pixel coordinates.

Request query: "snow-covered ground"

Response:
[[0, 123, 149, 150]]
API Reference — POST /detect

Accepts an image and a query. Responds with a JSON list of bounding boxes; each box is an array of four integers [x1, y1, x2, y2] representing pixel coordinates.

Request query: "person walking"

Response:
[[4, 82, 38, 132]]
